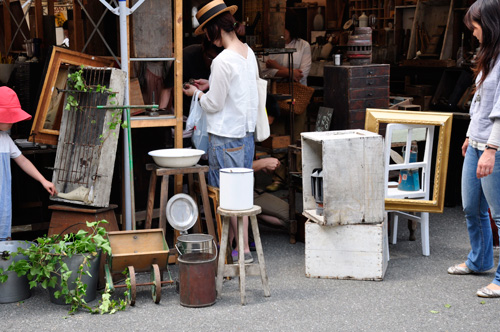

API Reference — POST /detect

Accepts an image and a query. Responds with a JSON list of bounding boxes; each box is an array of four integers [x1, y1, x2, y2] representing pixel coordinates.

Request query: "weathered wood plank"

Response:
[[131, 0, 172, 58], [305, 220, 388, 280]]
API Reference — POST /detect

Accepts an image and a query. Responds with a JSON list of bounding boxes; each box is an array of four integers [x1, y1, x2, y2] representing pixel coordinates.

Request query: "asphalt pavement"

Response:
[[2, 204, 500, 331]]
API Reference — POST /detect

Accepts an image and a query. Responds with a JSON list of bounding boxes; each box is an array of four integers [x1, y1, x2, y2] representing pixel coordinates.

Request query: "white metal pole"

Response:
[[119, 0, 132, 231]]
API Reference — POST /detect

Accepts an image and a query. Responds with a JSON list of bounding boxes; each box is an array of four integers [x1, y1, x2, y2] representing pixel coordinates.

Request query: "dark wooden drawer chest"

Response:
[[324, 64, 390, 130]]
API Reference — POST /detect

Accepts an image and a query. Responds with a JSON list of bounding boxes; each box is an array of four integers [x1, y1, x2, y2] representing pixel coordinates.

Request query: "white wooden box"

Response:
[[305, 220, 388, 281], [302, 130, 385, 226]]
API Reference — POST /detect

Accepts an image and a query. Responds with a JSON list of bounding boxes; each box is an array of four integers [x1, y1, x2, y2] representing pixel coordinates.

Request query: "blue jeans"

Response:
[[462, 145, 500, 284], [207, 133, 254, 188]]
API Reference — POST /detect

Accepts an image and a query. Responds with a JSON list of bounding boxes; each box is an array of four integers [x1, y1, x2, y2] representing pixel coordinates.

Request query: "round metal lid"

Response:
[[166, 193, 198, 232]]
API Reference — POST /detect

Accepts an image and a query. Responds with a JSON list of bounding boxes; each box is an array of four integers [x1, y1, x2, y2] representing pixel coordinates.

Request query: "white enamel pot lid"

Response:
[[220, 167, 253, 173], [166, 193, 198, 232]]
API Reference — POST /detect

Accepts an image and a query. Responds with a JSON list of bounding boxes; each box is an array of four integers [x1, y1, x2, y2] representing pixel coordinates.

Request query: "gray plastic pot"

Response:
[[48, 251, 101, 305], [0, 241, 34, 304]]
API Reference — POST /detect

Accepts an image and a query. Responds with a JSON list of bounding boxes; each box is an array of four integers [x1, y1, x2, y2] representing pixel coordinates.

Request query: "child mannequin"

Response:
[[0, 87, 57, 241]]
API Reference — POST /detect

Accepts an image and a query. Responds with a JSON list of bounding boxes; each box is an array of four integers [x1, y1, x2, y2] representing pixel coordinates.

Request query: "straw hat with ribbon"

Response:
[[195, 0, 238, 36], [0, 86, 32, 123]]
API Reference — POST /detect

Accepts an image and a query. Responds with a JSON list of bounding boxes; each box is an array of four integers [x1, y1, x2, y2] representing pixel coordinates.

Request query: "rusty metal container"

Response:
[[178, 252, 216, 307], [347, 27, 373, 65]]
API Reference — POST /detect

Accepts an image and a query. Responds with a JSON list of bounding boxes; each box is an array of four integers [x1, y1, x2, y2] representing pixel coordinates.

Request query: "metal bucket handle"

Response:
[[175, 239, 218, 258]]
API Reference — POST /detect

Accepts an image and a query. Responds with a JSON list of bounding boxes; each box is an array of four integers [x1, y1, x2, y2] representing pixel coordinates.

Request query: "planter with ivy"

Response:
[[0, 241, 34, 303], [0, 220, 129, 314]]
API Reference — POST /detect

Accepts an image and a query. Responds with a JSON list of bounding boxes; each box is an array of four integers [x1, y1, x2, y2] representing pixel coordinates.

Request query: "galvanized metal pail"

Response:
[[176, 234, 214, 256], [0, 241, 33, 304], [48, 251, 101, 305]]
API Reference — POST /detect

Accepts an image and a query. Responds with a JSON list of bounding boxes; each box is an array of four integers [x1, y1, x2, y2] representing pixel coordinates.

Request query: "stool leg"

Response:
[[216, 216, 230, 298], [237, 216, 246, 305], [145, 171, 157, 229], [188, 174, 202, 233], [159, 175, 169, 236], [250, 215, 270, 297], [198, 171, 217, 244]]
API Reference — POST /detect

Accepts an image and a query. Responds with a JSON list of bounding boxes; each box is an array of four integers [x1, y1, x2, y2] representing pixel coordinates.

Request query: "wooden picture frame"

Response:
[[365, 109, 453, 213], [29, 47, 114, 145]]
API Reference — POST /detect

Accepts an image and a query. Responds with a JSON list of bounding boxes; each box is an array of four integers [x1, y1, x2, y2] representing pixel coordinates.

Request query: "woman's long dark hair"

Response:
[[285, 9, 301, 41], [464, 0, 500, 87], [204, 11, 239, 44]]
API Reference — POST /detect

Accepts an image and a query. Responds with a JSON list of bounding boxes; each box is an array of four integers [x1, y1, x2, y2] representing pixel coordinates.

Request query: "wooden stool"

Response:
[[216, 205, 270, 305], [144, 164, 216, 244]]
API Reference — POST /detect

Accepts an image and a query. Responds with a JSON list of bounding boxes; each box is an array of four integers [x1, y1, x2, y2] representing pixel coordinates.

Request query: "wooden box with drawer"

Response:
[[324, 64, 390, 130]]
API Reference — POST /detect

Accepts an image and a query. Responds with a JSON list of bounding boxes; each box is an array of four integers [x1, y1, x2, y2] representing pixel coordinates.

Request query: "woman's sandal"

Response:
[[447, 263, 473, 275], [477, 286, 500, 298]]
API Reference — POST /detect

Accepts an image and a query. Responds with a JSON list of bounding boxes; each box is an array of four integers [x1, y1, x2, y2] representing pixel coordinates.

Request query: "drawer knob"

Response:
[[368, 71, 374, 75], [367, 92, 374, 97], [367, 81, 373, 85]]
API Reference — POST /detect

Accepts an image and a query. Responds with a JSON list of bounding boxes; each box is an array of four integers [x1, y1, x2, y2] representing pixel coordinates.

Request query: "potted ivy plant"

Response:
[[0, 220, 128, 314]]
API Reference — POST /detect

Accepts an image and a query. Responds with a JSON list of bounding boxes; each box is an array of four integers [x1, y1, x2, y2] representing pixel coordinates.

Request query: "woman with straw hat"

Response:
[[183, 0, 259, 263]]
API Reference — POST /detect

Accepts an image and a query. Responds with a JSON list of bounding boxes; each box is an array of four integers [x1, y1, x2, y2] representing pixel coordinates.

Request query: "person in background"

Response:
[[447, 0, 500, 298], [260, 9, 312, 192], [260, 9, 311, 86], [253, 157, 290, 228], [0, 87, 57, 241], [183, 0, 259, 263], [61, 20, 69, 48]]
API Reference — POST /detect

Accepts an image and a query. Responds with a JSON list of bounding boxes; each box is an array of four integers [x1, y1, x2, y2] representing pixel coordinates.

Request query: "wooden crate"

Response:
[[301, 130, 385, 226], [305, 220, 388, 280]]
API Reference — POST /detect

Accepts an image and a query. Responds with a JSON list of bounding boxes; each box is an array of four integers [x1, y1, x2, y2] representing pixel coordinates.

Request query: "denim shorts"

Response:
[[207, 132, 254, 188]]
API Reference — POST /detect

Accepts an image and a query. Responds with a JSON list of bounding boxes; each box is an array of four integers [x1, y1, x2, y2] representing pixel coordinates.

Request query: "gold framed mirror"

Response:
[[365, 109, 453, 213], [30, 47, 114, 145]]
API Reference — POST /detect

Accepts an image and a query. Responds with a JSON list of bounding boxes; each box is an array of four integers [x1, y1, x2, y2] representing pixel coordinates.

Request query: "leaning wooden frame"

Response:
[[364, 109, 453, 213], [29, 46, 114, 145]]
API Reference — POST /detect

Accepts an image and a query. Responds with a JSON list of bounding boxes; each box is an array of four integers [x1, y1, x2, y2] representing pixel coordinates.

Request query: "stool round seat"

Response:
[[217, 205, 262, 217]]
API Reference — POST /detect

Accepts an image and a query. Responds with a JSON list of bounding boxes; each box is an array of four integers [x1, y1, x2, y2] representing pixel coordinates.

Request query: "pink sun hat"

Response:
[[0, 86, 32, 123]]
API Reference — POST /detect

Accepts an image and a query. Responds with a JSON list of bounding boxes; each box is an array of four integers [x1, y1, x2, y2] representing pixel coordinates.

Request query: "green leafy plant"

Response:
[[0, 220, 129, 315], [64, 65, 123, 138]]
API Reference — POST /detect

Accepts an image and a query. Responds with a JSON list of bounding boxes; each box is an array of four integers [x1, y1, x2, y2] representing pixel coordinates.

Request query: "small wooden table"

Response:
[[48, 204, 119, 236]]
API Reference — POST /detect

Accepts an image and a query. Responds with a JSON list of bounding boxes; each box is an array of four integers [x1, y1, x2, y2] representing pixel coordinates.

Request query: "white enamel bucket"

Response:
[[219, 168, 254, 210]]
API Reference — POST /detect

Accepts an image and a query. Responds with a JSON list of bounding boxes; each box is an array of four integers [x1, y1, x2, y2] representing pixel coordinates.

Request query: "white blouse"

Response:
[[199, 46, 259, 138], [260, 38, 312, 86]]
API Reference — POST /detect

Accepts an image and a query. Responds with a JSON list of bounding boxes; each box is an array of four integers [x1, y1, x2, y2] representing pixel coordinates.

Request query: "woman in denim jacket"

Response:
[[447, 0, 500, 298]]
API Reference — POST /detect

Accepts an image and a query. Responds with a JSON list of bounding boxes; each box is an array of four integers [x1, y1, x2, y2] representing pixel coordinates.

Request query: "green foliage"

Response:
[[0, 220, 129, 315], [64, 65, 124, 138]]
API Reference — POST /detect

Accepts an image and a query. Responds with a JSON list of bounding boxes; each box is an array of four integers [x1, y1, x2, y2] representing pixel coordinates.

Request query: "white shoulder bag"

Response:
[[254, 71, 270, 142]]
